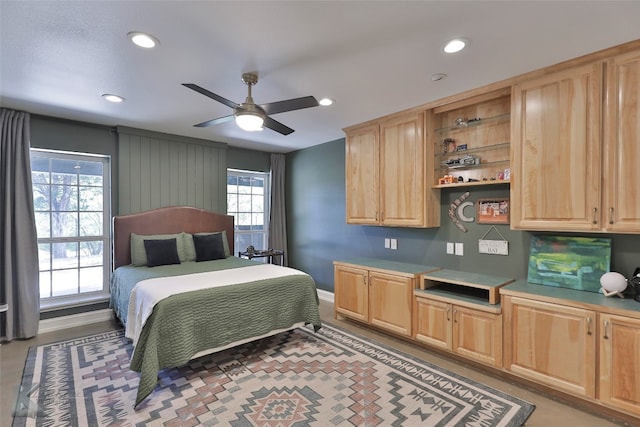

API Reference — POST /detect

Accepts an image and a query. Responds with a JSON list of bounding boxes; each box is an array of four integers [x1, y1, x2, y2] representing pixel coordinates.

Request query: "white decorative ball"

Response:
[[600, 272, 627, 292]]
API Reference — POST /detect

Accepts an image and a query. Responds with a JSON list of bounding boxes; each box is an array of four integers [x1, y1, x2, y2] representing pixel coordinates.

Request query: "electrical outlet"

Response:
[[384, 238, 391, 249], [390, 238, 398, 250], [446, 242, 454, 254], [455, 242, 464, 256]]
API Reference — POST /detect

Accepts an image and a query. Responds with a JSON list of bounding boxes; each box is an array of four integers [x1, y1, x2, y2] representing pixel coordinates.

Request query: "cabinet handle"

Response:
[[592, 207, 598, 224], [609, 207, 614, 225], [586, 317, 592, 335], [603, 320, 609, 339], [453, 308, 458, 323], [363, 274, 368, 286], [446, 306, 451, 321], [375, 211, 378, 221]]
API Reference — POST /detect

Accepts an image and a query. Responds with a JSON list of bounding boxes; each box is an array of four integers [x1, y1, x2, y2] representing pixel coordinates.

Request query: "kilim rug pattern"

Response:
[[12, 324, 534, 426]]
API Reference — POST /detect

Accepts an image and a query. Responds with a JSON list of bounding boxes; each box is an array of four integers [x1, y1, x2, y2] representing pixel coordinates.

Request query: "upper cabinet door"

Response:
[[511, 62, 603, 231], [345, 123, 379, 225], [603, 50, 640, 232], [379, 111, 427, 227]]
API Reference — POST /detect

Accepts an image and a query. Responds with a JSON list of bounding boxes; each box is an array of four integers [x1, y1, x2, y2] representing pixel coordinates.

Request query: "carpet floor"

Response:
[[12, 323, 534, 426]]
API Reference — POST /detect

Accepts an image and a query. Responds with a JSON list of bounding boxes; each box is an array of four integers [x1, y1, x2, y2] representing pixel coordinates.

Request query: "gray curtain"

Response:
[[269, 154, 288, 266], [0, 108, 39, 341]]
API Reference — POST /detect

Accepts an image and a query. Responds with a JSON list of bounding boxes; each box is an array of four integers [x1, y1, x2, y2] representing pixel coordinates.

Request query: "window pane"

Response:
[[33, 184, 51, 211], [79, 187, 103, 210], [38, 243, 51, 270], [252, 213, 264, 227], [39, 271, 51, 298], [31, 158, 50, 182], [237, 213, 251, 226], [52, 212, 78, 237], [238, 195, 252, 211], [80, 267, 103, 292], [227, 194, 238, 211], [238, 177, 251, 194], [228, 170, 269, 252], [52, 242, 78, 269], [252, 197, 264, 212], [35, 212, 50, 238], [51, 185, 78, 210], [79, 212, 102, 236], [51, 158, 78, 184], [80, 241, 103, 266], [52, 269, 78, 297], [31, 149, 110, 305]]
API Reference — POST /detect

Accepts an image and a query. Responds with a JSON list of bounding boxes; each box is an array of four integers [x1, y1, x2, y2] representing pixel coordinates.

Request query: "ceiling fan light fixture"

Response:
[[235, 111, 265, 131]]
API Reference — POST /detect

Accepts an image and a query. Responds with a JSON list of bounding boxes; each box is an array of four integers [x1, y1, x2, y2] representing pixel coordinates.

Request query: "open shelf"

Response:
[[434, 179, 510, 189], [435, 113, 510, 134]]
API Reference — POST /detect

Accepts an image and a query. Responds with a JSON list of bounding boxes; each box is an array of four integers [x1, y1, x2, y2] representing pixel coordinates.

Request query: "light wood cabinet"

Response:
[[510, 62, 603, 231], [431, 88, 511, 189], [511, 47, 640, 233], [599, 313, 640, 414], [368, 270, 414, 336], [345, 123, 379, 225], [412, 270, 510, 368], [333, 263, 369, 323], [334, 260, 436, 337], [602, 49, 640, 232], [503, 295, 597, 398], [344, 110, 440, 227], [413, 296, 503, 367]]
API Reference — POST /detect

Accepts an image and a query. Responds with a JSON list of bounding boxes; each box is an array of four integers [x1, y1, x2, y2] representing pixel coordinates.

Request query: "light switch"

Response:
[[455, 242, 464, 256], [384, 238, 391, 249], [446, 242, 454, 254], [390, 238, 398, 250]]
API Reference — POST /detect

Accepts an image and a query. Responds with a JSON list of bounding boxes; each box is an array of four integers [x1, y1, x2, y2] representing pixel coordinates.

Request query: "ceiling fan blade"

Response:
[[182, 83, 238, 109], [260, 96, 319, 115], [194, 115, 234, 127], [263, 116, 294, 135]]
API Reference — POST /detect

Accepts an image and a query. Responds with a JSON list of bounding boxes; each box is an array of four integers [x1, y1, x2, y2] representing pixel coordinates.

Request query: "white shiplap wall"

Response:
[[117, 127, 228, 214]]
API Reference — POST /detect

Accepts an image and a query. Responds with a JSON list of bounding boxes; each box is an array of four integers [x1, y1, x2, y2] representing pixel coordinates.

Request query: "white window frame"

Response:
[[31, 149, 111, 310], [227, 169, 270, 253]]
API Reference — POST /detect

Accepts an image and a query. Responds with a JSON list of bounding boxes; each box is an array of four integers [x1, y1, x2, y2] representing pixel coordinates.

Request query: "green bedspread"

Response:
[[113, 260, 322, 407]]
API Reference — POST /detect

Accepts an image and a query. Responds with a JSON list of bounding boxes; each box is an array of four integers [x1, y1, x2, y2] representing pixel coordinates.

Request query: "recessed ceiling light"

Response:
[[444, 38, 468, 54], [102, 94, 125, 103], [319, 98, 334, 106], [127, 31, 159, 48]]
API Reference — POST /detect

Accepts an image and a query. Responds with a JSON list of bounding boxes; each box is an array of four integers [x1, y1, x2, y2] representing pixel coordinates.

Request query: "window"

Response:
[[227, 169, 270, 254], [31, 149, 111, 309]]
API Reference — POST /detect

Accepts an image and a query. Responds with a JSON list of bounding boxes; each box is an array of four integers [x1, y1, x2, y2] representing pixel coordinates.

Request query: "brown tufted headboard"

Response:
[[112, 206, 234, 269]]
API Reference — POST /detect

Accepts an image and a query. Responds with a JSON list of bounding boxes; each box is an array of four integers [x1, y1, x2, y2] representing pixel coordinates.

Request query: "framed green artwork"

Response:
[[527, 236, 611, 293]]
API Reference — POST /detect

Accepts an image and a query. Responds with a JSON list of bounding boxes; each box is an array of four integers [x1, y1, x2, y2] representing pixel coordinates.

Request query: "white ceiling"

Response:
[[2, 1, 640, 153]]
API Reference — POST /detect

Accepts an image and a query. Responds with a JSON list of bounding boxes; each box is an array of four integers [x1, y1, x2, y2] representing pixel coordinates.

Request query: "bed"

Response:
[[110, 206, 322, 407]]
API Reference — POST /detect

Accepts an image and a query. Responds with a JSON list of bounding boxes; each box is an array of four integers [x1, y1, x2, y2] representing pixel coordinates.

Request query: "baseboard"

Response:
[[317, 289, 334, 304], [39, 309, 114, 334]]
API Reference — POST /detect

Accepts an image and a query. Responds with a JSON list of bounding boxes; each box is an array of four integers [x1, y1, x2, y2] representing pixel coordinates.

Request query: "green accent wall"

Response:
[[286, 138, 640, 293]]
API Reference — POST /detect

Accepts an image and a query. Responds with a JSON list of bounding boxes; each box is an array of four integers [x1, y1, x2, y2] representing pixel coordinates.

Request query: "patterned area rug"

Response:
[[13, 324, 534, 426]]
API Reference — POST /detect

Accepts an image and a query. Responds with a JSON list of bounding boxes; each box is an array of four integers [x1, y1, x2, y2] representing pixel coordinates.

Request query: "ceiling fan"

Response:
[[183, 73, 319, 135]]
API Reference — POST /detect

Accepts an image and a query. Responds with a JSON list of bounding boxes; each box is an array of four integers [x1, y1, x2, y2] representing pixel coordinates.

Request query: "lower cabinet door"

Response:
[[369, 272, 413, 336], [413, 297, 452, 350], [452, 306, 502, 367], [334, 264, 368, 322], [504, 296, 596, 398], [599, 313, 640, 416]]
